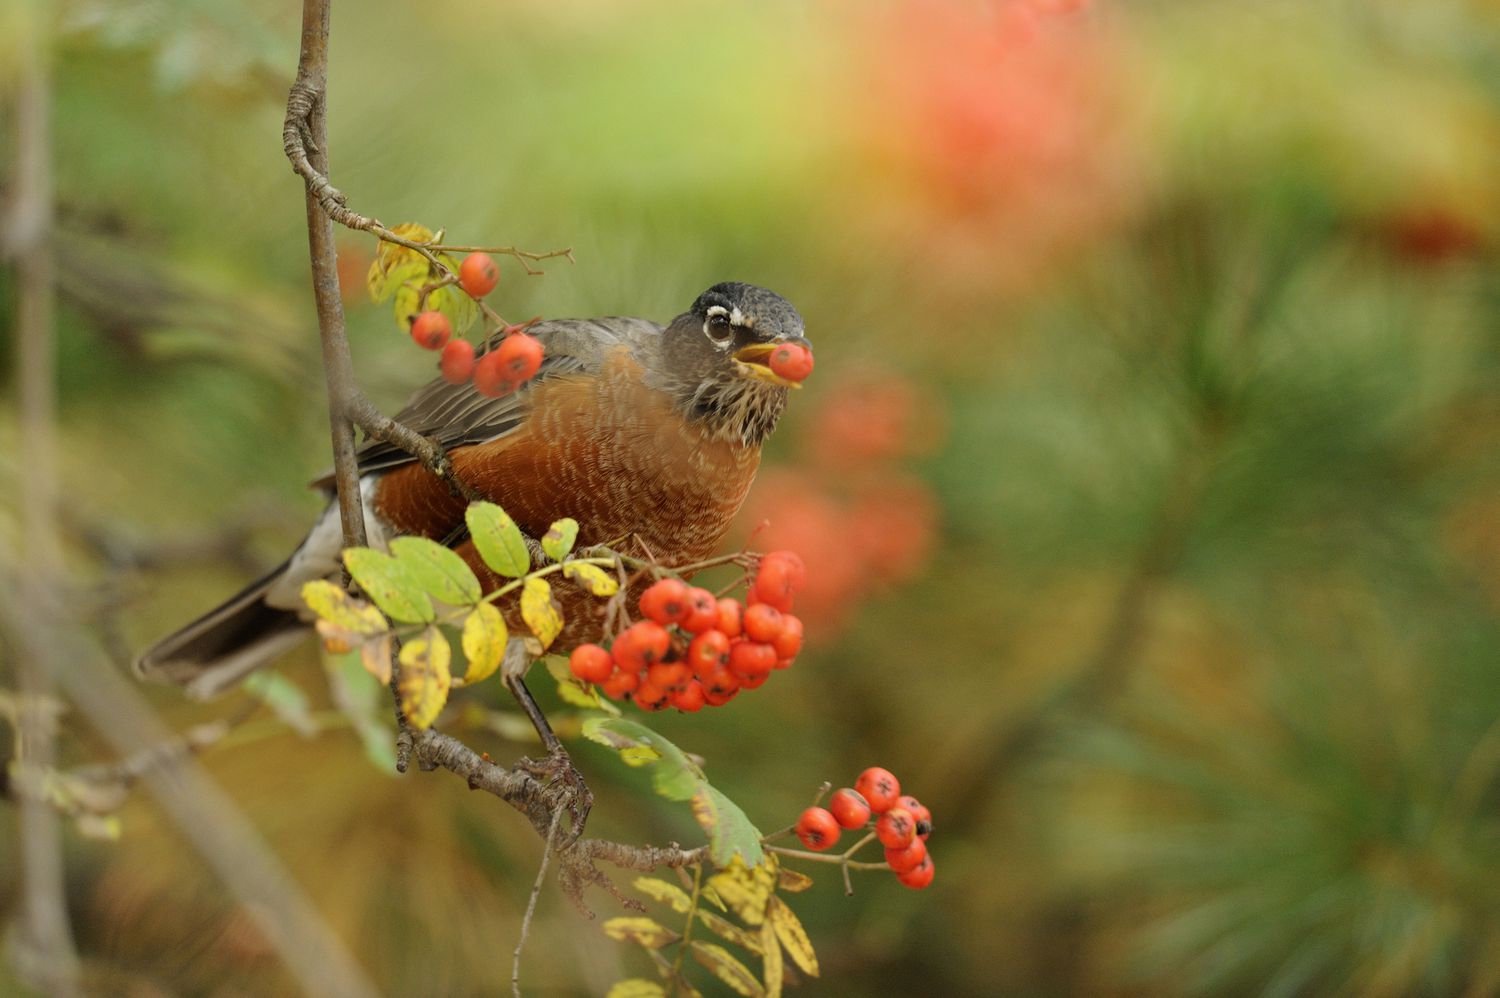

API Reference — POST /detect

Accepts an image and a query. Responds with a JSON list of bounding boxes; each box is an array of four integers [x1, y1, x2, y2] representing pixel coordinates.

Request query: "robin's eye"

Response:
[[705, 312, 734, 342]]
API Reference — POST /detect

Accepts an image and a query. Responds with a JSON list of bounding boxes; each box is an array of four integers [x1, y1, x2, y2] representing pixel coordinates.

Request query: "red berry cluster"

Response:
[[568, 551, 807, 713], [408, 252, 546, 399], [795, 767, 935, 890]]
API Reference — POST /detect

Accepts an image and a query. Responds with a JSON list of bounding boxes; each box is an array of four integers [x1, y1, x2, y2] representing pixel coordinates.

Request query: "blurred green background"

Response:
[[6, 0, 1500, 994]]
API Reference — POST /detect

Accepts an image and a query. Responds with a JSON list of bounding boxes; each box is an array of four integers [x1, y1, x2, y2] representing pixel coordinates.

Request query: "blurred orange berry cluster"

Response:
[[742, 369, 943, 634], [825, 0, 1144, 296]]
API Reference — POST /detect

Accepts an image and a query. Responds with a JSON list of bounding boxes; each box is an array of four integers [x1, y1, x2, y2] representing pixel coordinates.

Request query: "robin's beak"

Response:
[[732, 339, 812, 389]]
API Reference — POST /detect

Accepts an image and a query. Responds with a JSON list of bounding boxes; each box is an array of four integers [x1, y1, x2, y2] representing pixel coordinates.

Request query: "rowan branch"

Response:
[[403, 726, 709, 916], [283, 0, 721, 934]]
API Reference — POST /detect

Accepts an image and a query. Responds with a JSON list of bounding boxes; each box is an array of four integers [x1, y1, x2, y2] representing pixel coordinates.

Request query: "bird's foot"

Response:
[[518, 745, 594, 846]]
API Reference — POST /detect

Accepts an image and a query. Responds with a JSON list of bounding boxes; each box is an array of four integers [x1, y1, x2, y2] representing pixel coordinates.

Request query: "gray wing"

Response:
[[317, 317, 661, 484]]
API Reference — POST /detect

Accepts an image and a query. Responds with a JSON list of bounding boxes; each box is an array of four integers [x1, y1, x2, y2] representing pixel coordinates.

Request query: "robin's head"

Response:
[[655, 282, 812, 445]]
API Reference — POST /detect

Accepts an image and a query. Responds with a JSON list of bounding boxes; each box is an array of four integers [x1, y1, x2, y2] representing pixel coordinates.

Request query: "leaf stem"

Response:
[[668, 861, 705, 996], [761, 845, 889, 871]]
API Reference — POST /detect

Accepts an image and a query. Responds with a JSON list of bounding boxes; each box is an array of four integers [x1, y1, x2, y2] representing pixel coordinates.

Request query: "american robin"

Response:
[[135, 281, 809, 751]]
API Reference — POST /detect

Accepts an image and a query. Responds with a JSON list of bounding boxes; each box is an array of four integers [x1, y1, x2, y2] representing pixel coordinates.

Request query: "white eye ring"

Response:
[[703, 307, 734, 344]]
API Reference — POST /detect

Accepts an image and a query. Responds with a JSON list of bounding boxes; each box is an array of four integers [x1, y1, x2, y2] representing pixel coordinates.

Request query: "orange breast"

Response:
[[372, 347, 761, 642]]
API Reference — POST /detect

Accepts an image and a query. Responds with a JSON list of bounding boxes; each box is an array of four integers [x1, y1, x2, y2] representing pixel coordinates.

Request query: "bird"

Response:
[[135, 281, 810, 736]]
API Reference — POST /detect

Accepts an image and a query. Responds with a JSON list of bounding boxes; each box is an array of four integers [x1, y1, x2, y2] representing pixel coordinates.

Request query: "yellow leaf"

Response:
[[690, 942, 765, 998], [368, 223, 437, 303], [521, 576, 563, 649], [397, 627, 451, 729], [74, 813, 122, 842], [761, 920, 783, 998], [366, 256, 386, 302], [425, 279, 478, 335], [542, 517, 579, 561], [564, 561, 620, 597], [359, 632, 393, 685], [393, 283, 422, 330], [695, 909, 764, 955], [557, 681, 604, 709], [601, 916, 678, 949], [632, 877, 693, 914], [544, 656, 621, 715], [378, 222, 435, 259], [605, 981, 666, 998], [620, 744, 662, 767], [300, 580, 388, 634], [707, 856, 779, 927], [460, 603, 508, 684], [776, 868, 814, 893], [767, 896, 819, 977]]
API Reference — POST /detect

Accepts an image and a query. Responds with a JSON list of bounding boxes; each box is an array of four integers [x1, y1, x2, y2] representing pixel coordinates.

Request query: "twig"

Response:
[[7, 2, 81, 990], [512, 806, 565, 998], [761, 845, 888, 871], [403, 726, 709, 915], [667, 863, 705, 996], [283, 80, 570, 278], [765, 830, 888, 897]]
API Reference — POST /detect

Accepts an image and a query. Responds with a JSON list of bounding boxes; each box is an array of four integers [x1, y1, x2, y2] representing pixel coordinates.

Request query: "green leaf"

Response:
[[564, 560, 620, 597], [601, 916, 679, 949], [398, 627, 452, 729], [343, 548, 434, 623], [690, 942, 765, 998], [692, 784, 765, 867], [465, 502, 531, 578], [605, 981, 667, 998], [582, 717, 699, 799], [325, 650, 397, 772], [541, 517, 579, 561], [521, 576, 563, 649], [633, 876, 693, 914], [460, 603, 508, 684], [767, 896, 818, 977], [243, 672, 317, 738], [584, 717, 763, 864], [300, 580, 389, 634], [389, 536, 482, 605]]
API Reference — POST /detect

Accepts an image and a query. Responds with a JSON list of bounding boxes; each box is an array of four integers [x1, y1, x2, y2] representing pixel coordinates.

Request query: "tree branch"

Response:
[[6, 3, 81, 991], [280, 91, 570, 277], [283, 0, 717, 936], [0, 584, 381, 998], [403, 728, 709, 918]]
